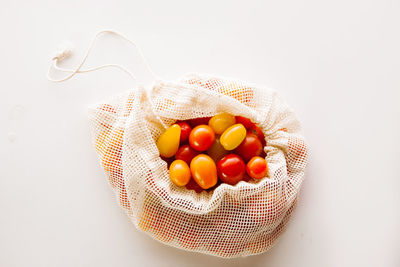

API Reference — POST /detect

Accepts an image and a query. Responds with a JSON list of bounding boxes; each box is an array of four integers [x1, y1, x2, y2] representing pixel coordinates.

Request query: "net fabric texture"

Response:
[[89, 73, 307, 258]]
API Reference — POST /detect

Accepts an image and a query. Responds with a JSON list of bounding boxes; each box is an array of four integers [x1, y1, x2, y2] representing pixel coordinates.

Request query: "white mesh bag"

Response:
[[48, 31, 307, 258]]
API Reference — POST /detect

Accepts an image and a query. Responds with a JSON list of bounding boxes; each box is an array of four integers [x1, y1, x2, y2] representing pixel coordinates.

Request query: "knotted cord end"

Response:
[[52, 42, 74, 61]]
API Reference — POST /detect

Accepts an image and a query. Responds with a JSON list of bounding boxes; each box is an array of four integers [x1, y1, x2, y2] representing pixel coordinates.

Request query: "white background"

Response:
[[1, 0, 399, 266]]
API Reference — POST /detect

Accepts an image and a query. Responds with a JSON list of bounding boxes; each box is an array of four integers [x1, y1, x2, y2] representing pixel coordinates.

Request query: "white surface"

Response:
[[1, 0, 399, 266]]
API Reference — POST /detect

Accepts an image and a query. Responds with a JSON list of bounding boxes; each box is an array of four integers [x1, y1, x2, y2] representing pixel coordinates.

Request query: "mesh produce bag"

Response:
[[89, 73, 307, 257], [49, 31, 307, 258]]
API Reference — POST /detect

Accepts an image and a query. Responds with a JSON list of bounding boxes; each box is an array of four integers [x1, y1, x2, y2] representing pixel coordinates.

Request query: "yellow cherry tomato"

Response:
[[208, 113, 236, 134], [190, 154, 218, 189], [220, 124, 247, 150], [207, 137, 228, 162], [169, 160, 191, 186], [156, 124, 181, 158]]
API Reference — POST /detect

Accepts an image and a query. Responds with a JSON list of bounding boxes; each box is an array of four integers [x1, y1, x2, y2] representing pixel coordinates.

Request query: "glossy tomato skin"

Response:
[[234, 133, 263, 162], [189, 117, 211, 127], [219, 124, 247, 150], [190, 154, 218, 189], [169, 160, 191, 186], [217, 154, 246, 185], [175, 144, 200, 164], [249, 124, 266, 146], [156, 124, 181, 158], [177, 122, 191, 143], [246, 156, 268, 179], [189, 125, 216, 151], [235, 116, 255, 129], [208, 113, 236, 134]]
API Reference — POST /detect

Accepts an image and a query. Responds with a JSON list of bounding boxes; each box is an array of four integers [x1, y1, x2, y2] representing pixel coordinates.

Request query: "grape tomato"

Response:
[[208, 113, 236, 134], [190, 154, 218, 189], [156, 124, 181, 158], [220, 124, 246, 150]]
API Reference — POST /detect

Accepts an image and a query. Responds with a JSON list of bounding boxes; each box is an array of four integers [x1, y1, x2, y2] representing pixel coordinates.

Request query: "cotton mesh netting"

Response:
[[89, 73, 307, 258]]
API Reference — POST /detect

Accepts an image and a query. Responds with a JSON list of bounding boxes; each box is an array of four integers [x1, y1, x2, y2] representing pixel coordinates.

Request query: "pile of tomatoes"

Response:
[[156, 113, 269, 193]]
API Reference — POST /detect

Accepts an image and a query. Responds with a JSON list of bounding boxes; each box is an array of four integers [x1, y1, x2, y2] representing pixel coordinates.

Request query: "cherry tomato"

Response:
[[217, 154, 246, 185], [246, 156, 268, 179], [185, 178, 204, 193], [156, 124, 181, 158], [190, 154, 218, 189], [175, 144, 200, 164], [207, 137, 228, 162], [177, 122, 191, 143], [189, 117, 211, 127], [220, 124, 246, 150], [208, 113, 236, 134], [189, 125, 215, 151], [235, 116, 255, 129], [234, 133, 263, 162], [249, 124, 266, 146], [169, 160, 191, 186]]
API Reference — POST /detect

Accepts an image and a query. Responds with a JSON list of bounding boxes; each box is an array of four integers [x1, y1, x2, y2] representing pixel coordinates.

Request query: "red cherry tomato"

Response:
[[235, 116, 255, 129], [189, 117, 211, 127], [177, 122, 191, 143], [246, 156, 268, 179], [175, 144, 200, 164], [249, 124, 266, 146], [189, 125, 215, 151], [217, 154, 246, 185], [234, 133, 263, 162]]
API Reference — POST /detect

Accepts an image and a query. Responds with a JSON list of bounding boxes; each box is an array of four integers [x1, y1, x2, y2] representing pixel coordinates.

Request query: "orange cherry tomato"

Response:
[[190, 154, 218, 189], [246, 156, 268, 179], [169, 160, 191, 186], [156, 124, 181, 158], [208, 113, 236, 134], [189, 125, 215, 151], [219, 124, 246, 150]]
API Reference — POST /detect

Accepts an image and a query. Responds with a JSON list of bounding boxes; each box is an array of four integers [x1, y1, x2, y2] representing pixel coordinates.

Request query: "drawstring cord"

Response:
[[47, 29, 167, 130], [47, 30, 158, 82]]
